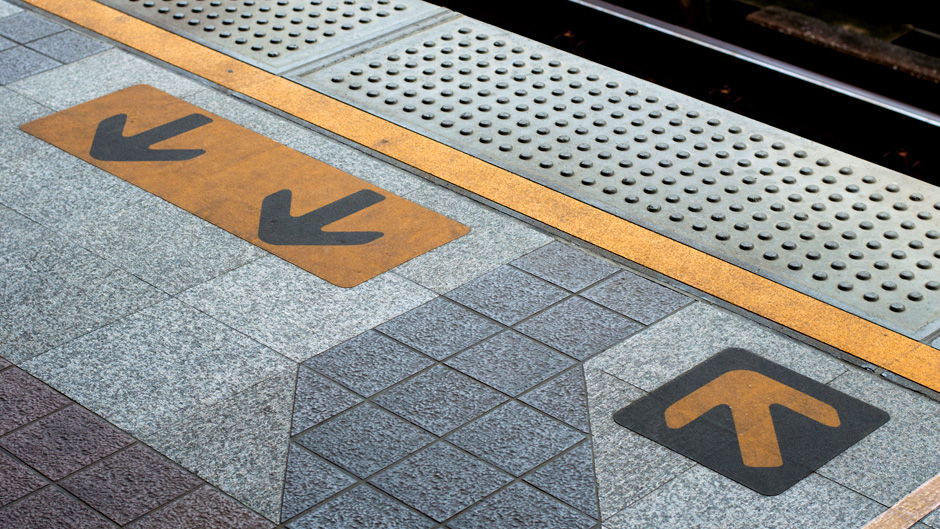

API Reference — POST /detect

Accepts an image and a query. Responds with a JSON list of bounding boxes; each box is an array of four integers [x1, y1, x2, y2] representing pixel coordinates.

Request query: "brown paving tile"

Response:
[[0, 486, 117, 529], [0, 451, 48, 507], [0, 356, 10, 370], [1, 405, 135, 480], [0, 368, 71, 435], [60, 443, 203, 525], [128, 485, 273, 529]]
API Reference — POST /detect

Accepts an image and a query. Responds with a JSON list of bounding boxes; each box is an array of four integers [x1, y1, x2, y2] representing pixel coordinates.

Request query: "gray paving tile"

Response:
[[0, 46, 61, 85], [932, 335, 940, 349], [0, 450, 47, 507], [448, 401, 585, 477], [449, 481, 596, 529], [524, 440, 599, 519], [446, 266, 569, 326], [445, 330, 574, 396], [373, 365, 507, 436], [0, 204, 49, 255], [290, 366, 362, 436], [0, 1, 22, 18], [179, 256, 435, 362], [26, 30, 110, 64], [0, 12, 63, 44], [280, 443, 356, 523], [304, 331, 433, 397], [515, 297, 644, 361], [370, 442, 513, 523], [128, 485, 274, 529], [22, 298, 291, 434], [7, 48, 203, 110], [581, 270, 692, 325], [376, 297, 503, 361], [289, 484, 436, 529], [0, 35, 12, 51], [519, 367, 591, 433], [511, 241, 619, 292], [0, 486, 117, 529], [297, 402, 435, 479], [923, 504, 940, 528]]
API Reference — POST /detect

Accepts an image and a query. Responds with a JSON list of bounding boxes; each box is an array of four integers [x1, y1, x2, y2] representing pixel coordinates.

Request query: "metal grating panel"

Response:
[[96, 0, 444, 73], [299, 16, 940, 337]]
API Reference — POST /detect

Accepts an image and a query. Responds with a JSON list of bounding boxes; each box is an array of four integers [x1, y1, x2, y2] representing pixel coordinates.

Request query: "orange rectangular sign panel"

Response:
[[20, 85, 468, 287]]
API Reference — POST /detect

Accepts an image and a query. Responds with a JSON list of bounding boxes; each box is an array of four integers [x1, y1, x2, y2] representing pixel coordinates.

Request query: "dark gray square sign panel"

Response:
[[301, 16, 940, 339], [613, 348, 889, 496]]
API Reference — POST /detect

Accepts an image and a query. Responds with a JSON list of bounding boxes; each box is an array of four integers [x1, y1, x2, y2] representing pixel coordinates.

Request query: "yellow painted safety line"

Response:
[[863, 472, 940, 529], [20, 0, 940, 391]]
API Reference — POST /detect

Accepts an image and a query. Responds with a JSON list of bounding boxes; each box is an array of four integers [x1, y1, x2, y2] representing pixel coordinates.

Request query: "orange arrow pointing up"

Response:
[[664, 370, 841, 467]]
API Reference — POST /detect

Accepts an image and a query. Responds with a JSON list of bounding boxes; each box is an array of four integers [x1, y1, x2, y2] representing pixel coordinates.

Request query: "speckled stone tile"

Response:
[[0, 46, 60, 89], [0, 355, 10, 370], [0, 79, 51, 131], [446, 266, 568, 326], [0, 205, 49, 255], [0, 486, 117, 529], [297, 403, 435, 479], [519, 367, 590, 433], [445, 330, 574, 396], [515, 296, 644, 361], [376, 297, 502, 360], [0, 367, 71, 435], [0, 404, 134, 480], [290, 367, 362, 436], [373, 365, 507, 436], [0, 1, 22, 18], [449, 481, 595, 529], [370, 442, 513, 522], [0, 12, 62, 44], [26, 30, 110, 64], [128, 485, 273, 529], [524, 440, 599, 519], [447, 401, 585, 476], [0, 34, 12, 50], [304, 331, 433, 397], [510, 241, 619, 292], [932, 335, 940, 350], [280, 443, 356, 523], [61, 443, 203, 526], [0, 450, 47, 507], [581, 270, 692, 325], [289, 485, 435, 529]]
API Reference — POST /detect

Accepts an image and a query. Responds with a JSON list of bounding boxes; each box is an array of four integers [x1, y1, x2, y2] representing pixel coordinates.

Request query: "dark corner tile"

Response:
[[281, 443, 356, 523], [128, 485, 273, 529], [60, 444, 203, 526], [445, 266, 568, 326], [0, 487, 116, 529], [289, 485, 435, 529], [373, 365, 507, 436], [376, 297, 503, 360], [519, 367, 590, 433], [370, 442, 512, 522], [290, 367, 362, 436], [304, 331, 433, 397], [449, 481, 595, 529], [0, 12, 63, 44], [511, 242, 618, 292], [0, 356, 10, 370], [0, 46, 60, 86], [581, 270, 692, 325], [0, 367, 71, 436], [25, 30, 110, 64], [523, 440, 599, 519], [447, 401, 585, 476], [445, 330, 574, 396], [1, 405, 134, 480], [514, 297, 643, 361], [0, 451, 47, 507]]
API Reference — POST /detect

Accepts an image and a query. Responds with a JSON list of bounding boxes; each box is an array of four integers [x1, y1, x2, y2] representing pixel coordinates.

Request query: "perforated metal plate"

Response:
[[299, 16, 940, 338], [96, 0, 444, 73]]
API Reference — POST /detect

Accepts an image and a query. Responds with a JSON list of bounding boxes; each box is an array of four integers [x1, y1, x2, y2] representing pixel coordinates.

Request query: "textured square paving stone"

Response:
[[519, 367, 591, 433], [26, 30, 110, 64], [280, 443, 356, 522], [511, 241, 619, 292], [0, 205, 50, 256], [446, 266, 569, 326], [0, 450, 47, 507], [0, 1, 22, 18], [377, 297, 502, 360], [0, 355, 10, 370], [0, 12, 62, 44], [0, 46, 60, 86], [290, 367, 362, 436], [0, 367, 71, 435], [0, 34, 13, 51], [933, 335, 940, 349], [523, 440, 599, 519], [290, 485, 435, 529], [449, 481, 596, 529], [128, 485, 273, 529], [0, 486, 116, 529], [445, 330, 575, 396], [581, 270, 692, 325], [370, 442, 513, 522]]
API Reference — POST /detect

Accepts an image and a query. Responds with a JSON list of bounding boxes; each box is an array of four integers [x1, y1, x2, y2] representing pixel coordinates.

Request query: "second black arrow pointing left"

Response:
[[90, 113, 213, 162]]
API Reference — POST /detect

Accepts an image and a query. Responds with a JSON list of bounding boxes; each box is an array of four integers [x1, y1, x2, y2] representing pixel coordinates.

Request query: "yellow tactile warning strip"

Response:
[[18, 0, 940, 391], [20, 85, 468, 287], [863, 471, 940, 529]]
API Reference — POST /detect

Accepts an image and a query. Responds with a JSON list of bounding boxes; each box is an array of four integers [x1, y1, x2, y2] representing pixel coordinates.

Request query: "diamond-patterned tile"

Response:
[[280, 443, 356, 523], [511, 242, 618, 292], [445, 266, 568, 326], [581, 271, 691, 325], [448, 482, 595, 529], [128, 486, 273, 529], [376, 297, 502, 360], [289, 485, 435, 529], [0, 450, 47, 507], [0, 486, 116, 529], [290, 367, 362, 436], [0, 368, 70, 435], [0, 12, 63, 44], [524, 440, 599, 518], [519, 367, 591, 433]]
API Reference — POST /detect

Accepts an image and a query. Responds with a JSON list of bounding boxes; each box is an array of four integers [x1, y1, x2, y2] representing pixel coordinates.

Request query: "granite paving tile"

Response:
[[446, 266, 569, 326], [0, 1, 22, 18], [515, 296, 644, 361], [932, 335, 940, 349], [0, 34, 13, 51], [370, 442, 513, 522], [0, 404, 134, 480], [297, 402, 435, 479], [447, 401, 585, 476], [289, 484, 436, 529], [445, 330, 574, 396], [523, 440, 599, 518], [519, 367, 591, 433], [25, 30, 110, 64], [373, 365, 507, 436], [0, 367, 71, 435], [304, 331, 433, 397], [290, 366, 362, 436], [128, 485, 273, 529], [376, 297, 503, 361], [61, 443, 203, 526], [179, 256, 435, 362], [0, 204, 49, 255], [510, 241, 619, 292], [0, 486, 117, 529], [22, 299, 292, 434], [449, 481, 596, 529], [0, 450, 47, 507], [581, 270, 692, 325], [0, 355, 10, 370], [0, 46, 61, 85], [280, 443, 357, 522], [0, 12, 62, 44]]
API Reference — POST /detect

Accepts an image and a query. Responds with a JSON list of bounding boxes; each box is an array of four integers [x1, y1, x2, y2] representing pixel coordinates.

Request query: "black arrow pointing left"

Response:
[[89, 113, 213, 162]]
